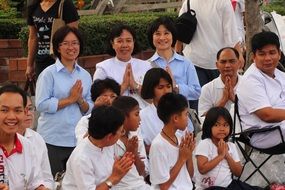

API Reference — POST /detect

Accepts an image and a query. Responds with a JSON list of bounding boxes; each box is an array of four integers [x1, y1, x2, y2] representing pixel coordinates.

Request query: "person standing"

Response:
[[36, 26, 93, 176], [176, 0, 244, 87], [26, 0, 79, 80]]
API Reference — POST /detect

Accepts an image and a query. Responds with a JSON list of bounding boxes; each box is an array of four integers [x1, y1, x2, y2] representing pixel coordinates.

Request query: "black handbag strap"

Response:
[[24, 79, 35, 96], [187, 0, 190, 12]]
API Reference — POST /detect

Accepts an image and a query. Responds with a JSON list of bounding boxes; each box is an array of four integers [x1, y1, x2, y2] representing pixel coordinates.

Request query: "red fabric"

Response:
[[231, 0, 237, 11], [0, 135, 23, 157]]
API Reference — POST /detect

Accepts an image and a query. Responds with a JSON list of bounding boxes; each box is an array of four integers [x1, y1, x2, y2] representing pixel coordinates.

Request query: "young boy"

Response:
[[62, 105, 134, 189], [112, 96, 150, 190], [149, 93, 195, 190], [0, 84, 46, 190], [75, 78, 120, 144]]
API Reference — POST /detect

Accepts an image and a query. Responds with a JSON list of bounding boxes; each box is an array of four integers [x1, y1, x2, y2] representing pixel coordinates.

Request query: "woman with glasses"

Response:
[[17, 93, 54, 189], [93, 23, 151, 109], [35, 26, 93, 177]]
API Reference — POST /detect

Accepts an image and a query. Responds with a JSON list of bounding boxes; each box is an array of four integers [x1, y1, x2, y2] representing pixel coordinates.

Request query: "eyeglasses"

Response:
[[60, 41, 80, 47]]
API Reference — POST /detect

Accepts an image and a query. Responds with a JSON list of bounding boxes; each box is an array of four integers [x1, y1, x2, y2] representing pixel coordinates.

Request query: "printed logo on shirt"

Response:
[[0, 154, 9, 185], [201, 176, 216, 187]]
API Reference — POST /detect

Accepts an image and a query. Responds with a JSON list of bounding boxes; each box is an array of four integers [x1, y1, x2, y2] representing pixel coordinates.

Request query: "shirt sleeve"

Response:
[[93, 64, 107, 81], [35, 70, 59, 113], [149, 142, 170, 185], [221, 0, 240, 47], [177, 60, 201, 100], [62, 0, 79, 24], [195, 139, 211, 158], [82, 74, 94, 115], [75, 115, 89, 144], [198, 84, 214, 117], [228, 142, 240, 162]]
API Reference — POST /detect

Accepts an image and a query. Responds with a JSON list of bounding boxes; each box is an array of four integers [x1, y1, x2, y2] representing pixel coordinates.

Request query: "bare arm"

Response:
[[175, 40, 183, 53], [26, 25, 38, 80], [196, 155, 224, 175], [225, 153, 243, 177], [255, 107, 285, 123], [234, 42, 245, 69]]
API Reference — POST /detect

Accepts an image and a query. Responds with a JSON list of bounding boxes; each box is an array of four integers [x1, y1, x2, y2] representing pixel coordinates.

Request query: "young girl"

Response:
[[195, 107, 262, 190], [140, 68, 173, 153]]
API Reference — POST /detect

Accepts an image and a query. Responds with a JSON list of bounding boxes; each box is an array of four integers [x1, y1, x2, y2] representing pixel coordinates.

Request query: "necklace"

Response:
[[161, 129, 178, 145]]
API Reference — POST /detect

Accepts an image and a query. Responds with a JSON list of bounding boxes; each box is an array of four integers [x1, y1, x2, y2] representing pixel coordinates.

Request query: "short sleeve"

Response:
[[195, 139, 211, 158], [62, 0, 79, 24], [228, 142, 240, 162]]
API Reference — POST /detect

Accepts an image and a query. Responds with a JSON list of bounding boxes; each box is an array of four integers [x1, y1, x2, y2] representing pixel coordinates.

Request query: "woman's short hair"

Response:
[[147, 16, 177, 49], [106, 23, 140, 56], [52, 26, 84, 59], [141, 68, 173, 100]]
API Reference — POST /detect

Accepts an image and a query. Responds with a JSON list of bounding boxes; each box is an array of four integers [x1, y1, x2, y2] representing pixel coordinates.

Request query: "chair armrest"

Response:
[[243, 126, 284, 144]]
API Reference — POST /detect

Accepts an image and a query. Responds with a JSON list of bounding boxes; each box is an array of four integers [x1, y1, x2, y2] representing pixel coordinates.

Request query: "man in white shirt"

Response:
[[237, 31, 285, 149], [199, 47, 242, 121], [176, 0, 244, 86]]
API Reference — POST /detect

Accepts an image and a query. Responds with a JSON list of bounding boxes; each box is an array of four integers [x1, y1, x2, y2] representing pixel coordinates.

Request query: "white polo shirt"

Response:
[[179, 0, 240, 69], [198, 75, 242, 125], [149, 134, 193, 190], [24, 128, 54, 189], [237, 63, 285, 130], [93, 57, 151, 108], [0, 134, 44, 190], [62, 138, 115, 189]]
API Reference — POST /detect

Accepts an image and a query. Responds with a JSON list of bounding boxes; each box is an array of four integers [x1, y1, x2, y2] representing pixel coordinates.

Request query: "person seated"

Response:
[[17, 93, 54, 189], [62, 105, 134, 189], [149, 93, 195, 190], [75, 78, 120, 144], [237, 31, 285, 149], [112, 96, 150, 190], [0, 84, 47, 190], [199, 47, 242, 122]]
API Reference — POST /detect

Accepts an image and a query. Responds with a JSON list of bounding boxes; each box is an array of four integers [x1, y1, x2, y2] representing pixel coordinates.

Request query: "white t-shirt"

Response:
[[179, 0, 240, 69], [62, 138, 115, 189], [140, 104, 186, 146], [232, 0, 245, 42], [93, 57, 151, 108], [24, 128, 54, 189], [0, 134, 44, 190], [75, 114, 90, 145], [140, 103, 164, 145], [195, 139, 240, 190], [198, 75, 242, 125], [113, 134, 150, 190], [149, 134, 193, 190]]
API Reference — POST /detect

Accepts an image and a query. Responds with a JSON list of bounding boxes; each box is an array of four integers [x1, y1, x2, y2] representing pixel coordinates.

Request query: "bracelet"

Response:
[[77, 98, 84, 106]]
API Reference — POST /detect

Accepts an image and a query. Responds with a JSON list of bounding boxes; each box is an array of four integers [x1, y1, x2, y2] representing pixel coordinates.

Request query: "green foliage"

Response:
[[262, 0, 285, 15], [0, 18, 25, 38], [0, 8, 18, 19], [18, 12, 177, 56]]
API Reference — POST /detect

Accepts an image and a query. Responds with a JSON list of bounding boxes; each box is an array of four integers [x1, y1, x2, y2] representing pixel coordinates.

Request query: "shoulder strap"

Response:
[[187, 0, 190, 12], [58, 0, 65, 19]]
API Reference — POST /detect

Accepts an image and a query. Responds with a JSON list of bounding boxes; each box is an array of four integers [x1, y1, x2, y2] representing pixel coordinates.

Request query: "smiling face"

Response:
[[58, 32, 80, 63], [152, 25, 173, 51], [253, 44, 281, 77], [112, 29, 134, 62], [216, 48, 240, 78], [0, 92, 25, 136], [211, 116, 230, 142]]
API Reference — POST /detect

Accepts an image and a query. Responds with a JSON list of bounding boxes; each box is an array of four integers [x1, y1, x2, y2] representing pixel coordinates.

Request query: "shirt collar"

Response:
[[0, 134, 23, 157], [55, 58, 81, 72], [216, 74, 242, 89], [149, 51, 184, 63]]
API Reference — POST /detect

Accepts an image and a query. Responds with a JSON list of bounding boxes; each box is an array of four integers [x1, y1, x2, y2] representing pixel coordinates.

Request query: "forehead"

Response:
[[0, 92, 24, 108], [115, 29, 133, 39], [218, 49, 238, 59], [63, 32, 78, 41]]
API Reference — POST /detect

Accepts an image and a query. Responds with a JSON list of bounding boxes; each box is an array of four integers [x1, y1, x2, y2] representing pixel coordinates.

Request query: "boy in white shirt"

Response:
[[62, 105, 135, 189], [112, 96, 150, 190], [149, 93, 195, 190], [0, 84, 47, 190]]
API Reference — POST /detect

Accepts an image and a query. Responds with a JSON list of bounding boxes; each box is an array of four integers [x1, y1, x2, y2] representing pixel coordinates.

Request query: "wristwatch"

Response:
[[105, 180, 113, 189], [77, 98, 84, 106]]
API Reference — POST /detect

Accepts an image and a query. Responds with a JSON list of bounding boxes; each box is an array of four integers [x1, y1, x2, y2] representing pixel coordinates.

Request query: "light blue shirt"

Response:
[[36, 59, 93, 147], [149, 51, 201, 100]]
